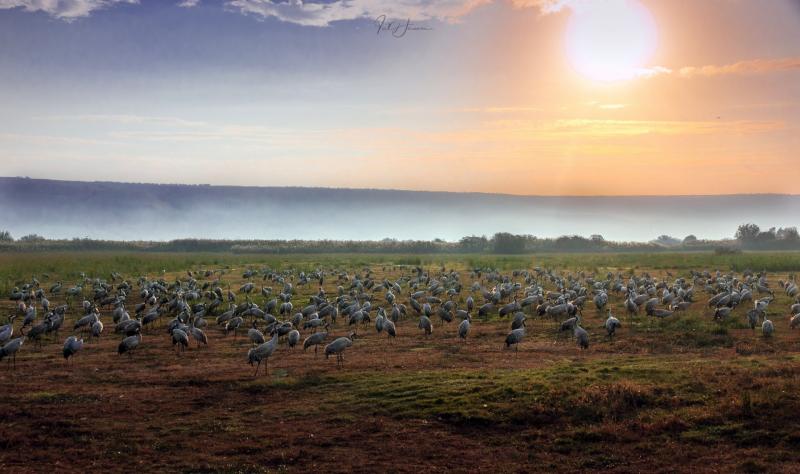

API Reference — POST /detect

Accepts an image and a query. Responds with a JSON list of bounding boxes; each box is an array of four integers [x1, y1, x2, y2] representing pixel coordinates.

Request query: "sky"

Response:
[[1, 0, 799, 196]]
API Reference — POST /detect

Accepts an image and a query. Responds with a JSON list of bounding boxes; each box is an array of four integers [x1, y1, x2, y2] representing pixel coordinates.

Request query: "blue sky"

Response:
[[1, 0, 799, 195]]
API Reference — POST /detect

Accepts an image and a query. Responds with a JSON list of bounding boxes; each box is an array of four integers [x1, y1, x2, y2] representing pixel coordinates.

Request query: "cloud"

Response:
[[38, 114, 207, 127], [636, 66, 672, 78], [225, 0, 491, 27], [510, 0, 573, 14], [459, 106, 542, 114], [631, 57, 800, 80], [0, 0, 656, 27], [678, 57, 800, 77], [0, 0, 138, 19]]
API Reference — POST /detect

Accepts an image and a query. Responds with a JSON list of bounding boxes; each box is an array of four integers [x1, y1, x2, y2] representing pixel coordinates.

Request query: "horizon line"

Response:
[[3, 176, 799, 200]]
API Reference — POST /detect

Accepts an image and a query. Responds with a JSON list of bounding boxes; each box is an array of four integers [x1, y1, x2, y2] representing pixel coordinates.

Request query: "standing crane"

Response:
[[247, 331, 279, 376], [62, 336, 84, 361], [324, 335, 353, 368]]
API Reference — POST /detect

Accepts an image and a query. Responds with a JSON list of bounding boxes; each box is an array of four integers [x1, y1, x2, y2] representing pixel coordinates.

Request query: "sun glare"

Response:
[[566, 0, 657, 82]]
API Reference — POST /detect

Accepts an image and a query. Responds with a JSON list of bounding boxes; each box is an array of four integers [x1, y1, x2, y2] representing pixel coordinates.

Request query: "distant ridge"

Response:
[[3, 176, 796, 199], [1, 177, 798, 242]]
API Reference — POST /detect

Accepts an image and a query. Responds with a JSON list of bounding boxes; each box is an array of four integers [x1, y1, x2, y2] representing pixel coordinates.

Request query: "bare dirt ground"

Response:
[[2, 263, 800, 473]]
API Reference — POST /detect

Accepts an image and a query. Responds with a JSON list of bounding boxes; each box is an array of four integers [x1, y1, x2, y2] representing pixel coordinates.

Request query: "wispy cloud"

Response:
[[225, 0, 491, 27], [534, 118, 784, 137], [36, 114, 345, 150], [679, 57, 800, 77], [510, 0, 573, 14], [459, 106, 542, 114], [636, 66, 672, 78], [0, 0, 565, 25], [0, 132, 119, 146], [37, 114, 207, 127], [0, 0, 138, 20], [632, 58, 800, 79]]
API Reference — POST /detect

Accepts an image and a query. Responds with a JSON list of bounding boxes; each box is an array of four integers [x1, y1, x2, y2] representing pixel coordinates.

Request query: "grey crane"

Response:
[[91, 319, 104, 340], [118, 334, 141, 358], [116, 317, 142, 337], [511, 312, 526, 330], [0, 336, 24, 370], [74, 312, 98, 332], [23, 321, 48, 348], [324, 336, 353, 368], [418, 315, 433, 336], [505, 327, 525, 350], [225, 316, 243, 338], [714, 307, 732, 320], [559, 316, 579, 333], [746, 309, 761, 330], [287, 329, 300, 349], [574, 324, 589, 349], [247, 321, 265, 345], [62, 336, 84, 361], [383, 318, 397, 343], [189, 325, 208, 348], [594, 292, 608, 311], [303, 331, 328, 356], [375, 312, 385, 333], [604, 310, 621, 338], [458, 318, 470, 342], [499, 300, 520, 317], [247, 331, 280, 376], [0, 321, 13, 344], [303, 318, 329, 333], [762, 318, 774, 337], [22, 306, 36, 329], [171, 328, 189, 354], [625, 296, 639, 316]]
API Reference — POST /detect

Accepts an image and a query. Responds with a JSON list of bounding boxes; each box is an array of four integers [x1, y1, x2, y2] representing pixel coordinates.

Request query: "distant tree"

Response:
[[19, 234, 45, 242], [653, 235, 681, 246], [554, 235, 592, 251], [590, 234, 605, 243], [459, 235, 489, 252], [777, 227, 800, 242], [756, 227, 777, 243], [735, 223, 761, 242], [683, 234, 698, 244], [0, 230, 12, 242], [492, 232, 526, 254]]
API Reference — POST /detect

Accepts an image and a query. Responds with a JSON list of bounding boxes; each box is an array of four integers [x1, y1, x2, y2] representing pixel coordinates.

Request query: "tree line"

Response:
[[0, 224, 797, 254]]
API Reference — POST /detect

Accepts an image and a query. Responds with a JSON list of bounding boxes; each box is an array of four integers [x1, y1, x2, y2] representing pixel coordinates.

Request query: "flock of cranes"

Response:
[[1, 264, 798, 376]]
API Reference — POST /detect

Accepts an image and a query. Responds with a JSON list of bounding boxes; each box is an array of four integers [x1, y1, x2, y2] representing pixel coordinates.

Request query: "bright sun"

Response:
[[566, 0, 657, 82]]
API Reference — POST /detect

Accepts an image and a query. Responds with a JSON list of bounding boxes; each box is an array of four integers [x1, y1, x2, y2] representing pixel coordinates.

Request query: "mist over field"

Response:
[[1, 177, 797, 242]]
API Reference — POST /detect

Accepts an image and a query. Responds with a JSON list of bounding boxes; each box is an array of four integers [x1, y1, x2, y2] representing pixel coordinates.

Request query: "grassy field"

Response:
[[2, 251, 800, 473]]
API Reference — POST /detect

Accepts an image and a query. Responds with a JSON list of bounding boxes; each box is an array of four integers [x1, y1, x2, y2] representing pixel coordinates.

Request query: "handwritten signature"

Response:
[[375, 15, 433, 38]]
